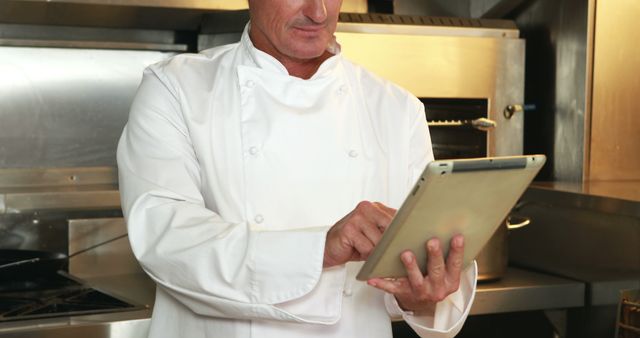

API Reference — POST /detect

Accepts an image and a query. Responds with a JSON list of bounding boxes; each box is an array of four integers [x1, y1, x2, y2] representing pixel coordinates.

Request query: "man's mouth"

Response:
[[293, 25, 326, 33]]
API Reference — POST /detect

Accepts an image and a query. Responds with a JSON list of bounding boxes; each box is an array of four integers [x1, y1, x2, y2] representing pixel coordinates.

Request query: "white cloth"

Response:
[[117, 25, 477, 338]]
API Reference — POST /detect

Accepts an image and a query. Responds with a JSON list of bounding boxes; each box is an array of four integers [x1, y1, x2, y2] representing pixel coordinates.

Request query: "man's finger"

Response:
[[359, 220, 384, 246], [372, 202, 397, 219], [445, 234, 465, 288], [425, 238, 446, 285], [351, 234, 375, 260], [359, 202, 393, 230], [400, 250, 425, 291], [367, 277, 409, 294]]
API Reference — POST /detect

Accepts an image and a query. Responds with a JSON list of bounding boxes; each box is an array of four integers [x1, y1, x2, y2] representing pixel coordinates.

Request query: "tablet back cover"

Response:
[[356, 155, 545, 281]]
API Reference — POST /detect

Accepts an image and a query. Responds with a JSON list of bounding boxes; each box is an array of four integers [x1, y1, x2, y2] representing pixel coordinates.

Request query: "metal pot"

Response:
[[476, 215, 530, 281]]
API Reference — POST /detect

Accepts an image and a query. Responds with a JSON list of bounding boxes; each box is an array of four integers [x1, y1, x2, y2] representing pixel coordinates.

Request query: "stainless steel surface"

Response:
[[0, 168, 120, 213], [0, 167, 117, 189], [394, 0, 471, 17], [475, 224, 508, 281], [553, 0, 593, 181], [0, 38, 187, 51], [589, 0, 640, 181], [341, 0, 368, 13], [0, 0, 365, 31], [529, 181, 640, 216], [0, 47, 174, 168], [83, 274, 156, 312], [69, 218, 141, 278], [4, 0, 367, 11], [5, 0, 248, 10], [4, 190, 120, 214], [472, 267, 585, 315], [0, 273, 154, 338], [475, 216, 530, 281], [336, 20, 519, 38], [336, 28, 524, 157], [393, 0, 511, 19], [592, 281, 640, 307], [512, 0, 594, 181], [479, 0, 530, 19], [198, 33, 242, 51], [0, 23, 177, 45], [0, 1, 208, 30], [510, 185, 640, 306], [0, 315, 151, 338]]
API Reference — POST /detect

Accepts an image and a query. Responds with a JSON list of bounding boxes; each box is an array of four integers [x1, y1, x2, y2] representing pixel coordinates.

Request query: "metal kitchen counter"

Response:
[[472, 267, 585, 315], [512, 182, 640, 307], [0, 267, 585, 337], [529, 180, 640, 217]]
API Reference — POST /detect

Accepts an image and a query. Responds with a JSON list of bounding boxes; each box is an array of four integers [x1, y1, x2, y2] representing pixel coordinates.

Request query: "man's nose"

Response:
[[304, 0, 328, 23]]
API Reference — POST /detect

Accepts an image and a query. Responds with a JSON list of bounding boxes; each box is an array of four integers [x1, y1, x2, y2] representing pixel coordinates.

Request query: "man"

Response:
[[117, 0, 477, 337]]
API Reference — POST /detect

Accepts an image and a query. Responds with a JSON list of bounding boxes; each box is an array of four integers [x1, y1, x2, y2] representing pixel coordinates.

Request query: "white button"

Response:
[[348, 150, 358, 158], [343, 288, 353, 297], [337, 85, 348, 95], [249, 146, 259, 155], [245, 80, 255, 88], [254, 214, 264, 224]]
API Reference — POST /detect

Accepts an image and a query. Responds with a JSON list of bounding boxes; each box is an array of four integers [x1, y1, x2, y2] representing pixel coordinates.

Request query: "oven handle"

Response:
[[504, 104, 536, 119], [428, 117, 497, 131]]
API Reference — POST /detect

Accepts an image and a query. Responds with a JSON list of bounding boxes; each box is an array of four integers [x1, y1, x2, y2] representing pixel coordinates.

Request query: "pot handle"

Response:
[[506, 215, 530, 229]]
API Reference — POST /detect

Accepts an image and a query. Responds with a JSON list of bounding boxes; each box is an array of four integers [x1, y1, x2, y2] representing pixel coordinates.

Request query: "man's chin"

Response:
[[287, 45, 331, 61]]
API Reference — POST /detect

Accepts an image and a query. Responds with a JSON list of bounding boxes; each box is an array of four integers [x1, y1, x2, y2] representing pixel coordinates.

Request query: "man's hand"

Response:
[[367, 235, 465, 316], [323, 201, 395, 268]]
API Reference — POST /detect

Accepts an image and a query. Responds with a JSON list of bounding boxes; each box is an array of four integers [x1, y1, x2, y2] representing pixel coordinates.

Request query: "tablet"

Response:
[[356, 155, 545, 281]]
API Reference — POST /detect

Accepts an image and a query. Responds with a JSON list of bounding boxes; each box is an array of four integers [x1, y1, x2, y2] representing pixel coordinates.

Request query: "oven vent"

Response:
[[337, 13, 518, 38], [339, 13, 514, 29], [421, 98, 489, 160]]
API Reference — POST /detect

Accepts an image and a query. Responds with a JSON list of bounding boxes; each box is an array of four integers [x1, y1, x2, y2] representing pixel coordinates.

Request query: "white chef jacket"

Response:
[[117, 25, 477, 338]]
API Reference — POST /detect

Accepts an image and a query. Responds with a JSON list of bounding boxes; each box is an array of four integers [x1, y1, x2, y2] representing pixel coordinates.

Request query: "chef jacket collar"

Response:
[[240, 22, 342, 80]]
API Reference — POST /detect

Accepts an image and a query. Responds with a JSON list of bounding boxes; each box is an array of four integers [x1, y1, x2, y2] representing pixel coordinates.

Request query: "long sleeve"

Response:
[[385, 263, 478, 337], [117, 67, 342, 324]]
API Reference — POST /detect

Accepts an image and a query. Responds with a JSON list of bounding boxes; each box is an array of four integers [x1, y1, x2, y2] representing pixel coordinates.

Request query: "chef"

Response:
[[117, 0, 477, 337]]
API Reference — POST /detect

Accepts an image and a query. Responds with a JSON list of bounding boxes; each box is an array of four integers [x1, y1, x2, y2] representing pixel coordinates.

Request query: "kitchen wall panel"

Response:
[[0, 47, 174, 168], [589, 0, 640, 180]]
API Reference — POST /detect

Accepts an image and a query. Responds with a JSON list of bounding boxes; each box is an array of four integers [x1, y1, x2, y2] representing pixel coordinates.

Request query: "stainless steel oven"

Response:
[[336, 13, 526, 159]]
